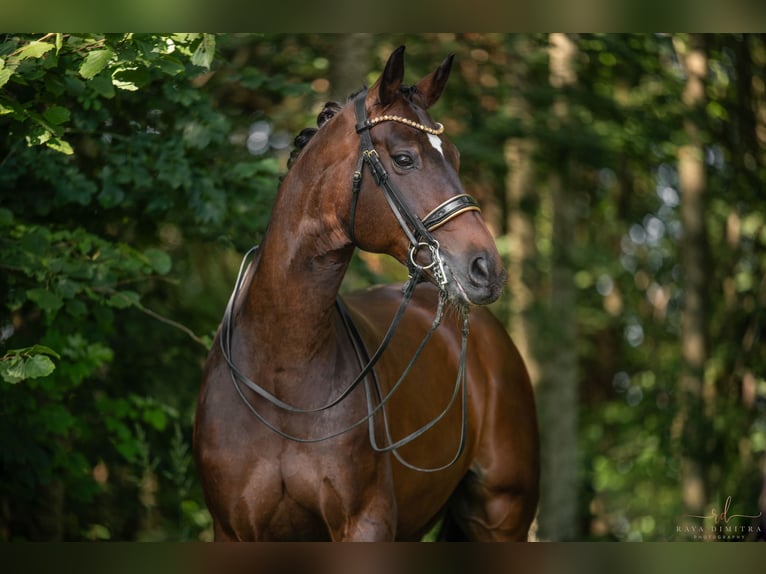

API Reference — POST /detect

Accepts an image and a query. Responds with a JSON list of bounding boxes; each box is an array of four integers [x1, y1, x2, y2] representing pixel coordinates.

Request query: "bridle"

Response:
[[350, 90, 481, 289], [221, 89, 482, 472]]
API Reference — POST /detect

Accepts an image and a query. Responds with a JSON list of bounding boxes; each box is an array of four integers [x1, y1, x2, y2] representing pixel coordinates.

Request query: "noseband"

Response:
[[350, 90, 480, 289]]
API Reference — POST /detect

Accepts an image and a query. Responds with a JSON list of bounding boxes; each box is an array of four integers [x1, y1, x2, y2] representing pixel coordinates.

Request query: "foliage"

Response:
[[0, 33, 304, 540], [556, 34, 766, 540]]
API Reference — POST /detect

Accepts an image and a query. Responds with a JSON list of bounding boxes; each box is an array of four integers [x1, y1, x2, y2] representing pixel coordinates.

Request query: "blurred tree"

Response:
[[503, 35, 542, 396], [535, 32, 580, 541], [329, 33, 372, 102], [673, 32, 710, 519]]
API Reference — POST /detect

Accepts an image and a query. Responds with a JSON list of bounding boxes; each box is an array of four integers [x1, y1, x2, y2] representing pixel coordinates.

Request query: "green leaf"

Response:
[[17, 41, 55, 61], [0, 354, 56, 384], [112, 66, 150, 91], [89, 75, 115, 98], [0, 356, 25, 384], [43, 105, 71, 125], [26, 129, 51, 147], [25, 355, 56, 379], [191, 34, 216, 70], [144, 248, 172, 275], [66, 299, 87, 317], [14, 345, 61, 359], [111, 80, 139, 92], [46, 137, 74, 155], [157, 57, 185, 76], [56, 278, 80, 299], [143, 408, 167, 432], [27, 288, 64, 313], [0, 67, 15, 89], [107, 290, 140, 309], [20, 227, 51, 255], [84, 524, 111, 541], [79, 49, 115, 80]]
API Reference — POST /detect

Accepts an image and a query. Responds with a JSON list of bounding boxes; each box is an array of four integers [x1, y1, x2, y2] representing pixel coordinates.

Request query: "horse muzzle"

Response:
[[442, 248, 506, 307]]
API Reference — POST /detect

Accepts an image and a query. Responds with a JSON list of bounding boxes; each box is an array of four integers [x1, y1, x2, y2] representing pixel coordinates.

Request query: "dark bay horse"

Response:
[[194, 46, 539, 541]]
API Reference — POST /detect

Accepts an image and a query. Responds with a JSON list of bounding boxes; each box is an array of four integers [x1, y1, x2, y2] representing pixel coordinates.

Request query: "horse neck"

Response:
[[237, 156, 354, 369]]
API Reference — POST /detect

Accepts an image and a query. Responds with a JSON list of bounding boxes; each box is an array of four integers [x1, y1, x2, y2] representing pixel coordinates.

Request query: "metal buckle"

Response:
[[409, 241, 448, 288]]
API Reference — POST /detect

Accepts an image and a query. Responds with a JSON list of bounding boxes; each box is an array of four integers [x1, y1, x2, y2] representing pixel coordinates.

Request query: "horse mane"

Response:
[[285, 85, 419, 171], [286, 100, 344, 170]]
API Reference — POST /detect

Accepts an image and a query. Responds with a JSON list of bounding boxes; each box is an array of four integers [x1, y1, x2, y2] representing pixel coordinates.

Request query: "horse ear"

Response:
[[415, 53, 454, 109], [371, 45, 405, 107]]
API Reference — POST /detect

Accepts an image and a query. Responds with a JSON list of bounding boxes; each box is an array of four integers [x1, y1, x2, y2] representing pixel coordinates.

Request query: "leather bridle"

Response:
[[350, 90, 480, 288], [221, 90, 481, 471]]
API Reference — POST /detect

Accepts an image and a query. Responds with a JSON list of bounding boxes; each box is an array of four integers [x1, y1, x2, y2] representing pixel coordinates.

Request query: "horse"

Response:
[[193, 46, 540, 541]]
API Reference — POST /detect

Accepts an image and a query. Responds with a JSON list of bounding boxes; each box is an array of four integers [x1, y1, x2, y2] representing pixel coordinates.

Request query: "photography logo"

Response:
[[677, 496, 763, 541]]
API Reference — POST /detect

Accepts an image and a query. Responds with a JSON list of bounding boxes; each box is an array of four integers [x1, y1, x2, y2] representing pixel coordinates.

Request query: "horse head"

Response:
[[349, 46, 506, 306]]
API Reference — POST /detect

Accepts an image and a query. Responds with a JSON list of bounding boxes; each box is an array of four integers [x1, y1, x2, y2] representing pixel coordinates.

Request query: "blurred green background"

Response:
[[1, 33, 764, 541]]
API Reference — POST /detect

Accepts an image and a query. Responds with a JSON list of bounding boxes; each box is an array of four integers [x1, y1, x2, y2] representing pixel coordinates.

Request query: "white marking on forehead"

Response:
[[427, 132, 444, 158]]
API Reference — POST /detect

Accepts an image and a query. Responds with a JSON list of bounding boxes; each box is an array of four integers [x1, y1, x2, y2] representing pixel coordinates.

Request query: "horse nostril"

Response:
[[469, 254, 491, 286]]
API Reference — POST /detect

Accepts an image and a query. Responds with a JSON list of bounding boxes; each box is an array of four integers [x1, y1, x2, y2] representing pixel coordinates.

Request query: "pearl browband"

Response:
[[367, 114, 445, 136]]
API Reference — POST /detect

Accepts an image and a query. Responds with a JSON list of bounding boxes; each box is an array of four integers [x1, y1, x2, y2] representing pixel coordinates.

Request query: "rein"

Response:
[[222, 90, 480, 472], [222, 249, 467, 472]]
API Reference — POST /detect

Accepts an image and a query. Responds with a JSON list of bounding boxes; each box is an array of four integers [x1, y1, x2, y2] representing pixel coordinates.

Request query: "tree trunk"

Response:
[[330, 34, 373, 102], [673, 33, 711, 518], [504, 36, 541, 391], [503, 38, 544, 539], [536, 33, 580, 541]]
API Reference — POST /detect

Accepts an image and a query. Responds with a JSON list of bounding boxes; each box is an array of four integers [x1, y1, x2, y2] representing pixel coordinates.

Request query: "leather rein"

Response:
[[220, 90, 480, 472]]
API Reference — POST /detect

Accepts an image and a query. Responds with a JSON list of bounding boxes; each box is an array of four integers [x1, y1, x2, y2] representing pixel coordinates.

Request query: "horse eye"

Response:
[[392, 153, 414, 169]]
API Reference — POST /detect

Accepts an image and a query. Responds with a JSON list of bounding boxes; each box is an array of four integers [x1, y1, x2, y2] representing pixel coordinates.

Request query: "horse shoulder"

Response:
[[443, 306, 539, 540], [469, 307, 539, 482]]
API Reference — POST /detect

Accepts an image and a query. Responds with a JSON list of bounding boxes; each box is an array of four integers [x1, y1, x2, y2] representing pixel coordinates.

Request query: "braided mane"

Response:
[[286, 85, 420, 170], [286, 100, 343, 169]]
